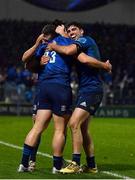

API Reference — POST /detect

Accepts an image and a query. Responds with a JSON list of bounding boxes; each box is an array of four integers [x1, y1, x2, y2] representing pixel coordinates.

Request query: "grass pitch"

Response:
[[0, 116, 135, 179]]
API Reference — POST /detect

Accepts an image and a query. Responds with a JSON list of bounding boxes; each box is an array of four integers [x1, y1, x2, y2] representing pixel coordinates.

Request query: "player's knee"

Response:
[[54, 128, 65, 135], [32, 125, 44, 135], [69, 120, 79, 132]]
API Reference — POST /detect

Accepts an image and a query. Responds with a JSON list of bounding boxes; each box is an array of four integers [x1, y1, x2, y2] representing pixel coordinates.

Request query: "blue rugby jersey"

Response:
[[74, 36, 103, 93], [37, 36, 74, 86], [35, 43, 47, 58]]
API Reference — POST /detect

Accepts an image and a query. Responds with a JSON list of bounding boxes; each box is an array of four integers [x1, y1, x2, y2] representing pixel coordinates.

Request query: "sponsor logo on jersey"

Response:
[[80, 101, 87, 107], [61, 105, 66, 111]]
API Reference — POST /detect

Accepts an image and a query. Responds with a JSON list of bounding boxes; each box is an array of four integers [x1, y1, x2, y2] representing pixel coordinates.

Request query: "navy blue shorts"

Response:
[[76, 91, 103, 115], [38, 83, 72, 116]]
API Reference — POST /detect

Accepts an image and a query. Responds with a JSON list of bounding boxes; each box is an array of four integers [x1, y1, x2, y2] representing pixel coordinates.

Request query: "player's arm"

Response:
[[22, 34, 45, 62], [47, 35, 91, 56], [47, 43, 78, 55], [77, 53, 112, 73], [47, 43, 112, 72]]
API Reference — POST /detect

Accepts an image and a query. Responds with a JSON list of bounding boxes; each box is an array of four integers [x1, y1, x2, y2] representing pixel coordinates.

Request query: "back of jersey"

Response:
[[39, 36, 74, 86]]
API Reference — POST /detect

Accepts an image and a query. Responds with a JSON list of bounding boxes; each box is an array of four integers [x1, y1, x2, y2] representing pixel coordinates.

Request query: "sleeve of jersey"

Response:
[[52, 35, 60, 43], [35, 44, 47, 58], [73, 37, 91, 52]]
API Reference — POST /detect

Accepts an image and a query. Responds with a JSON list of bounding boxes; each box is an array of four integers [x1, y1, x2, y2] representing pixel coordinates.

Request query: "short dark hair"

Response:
[[52, 19, 65, 27], [41, 24, 57, 38], [65, 22, 84, 31]]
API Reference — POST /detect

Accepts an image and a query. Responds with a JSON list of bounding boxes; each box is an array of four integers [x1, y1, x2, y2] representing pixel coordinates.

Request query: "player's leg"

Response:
[[69, 108, 89, 165], [26, 81, 53, 170], [81, 117, 94, 157], [18, 109, 52, 172], [52, 114, 70, 173], [28, 100, 40, 169], [25, 110, 51, 145], [81, 117, 98, 173], [59, 108, 89, 174], [50, 83, 72, 173], [80, 92, 103, 173], [29, 84, 41, 168], [60, 92, 103, 174]]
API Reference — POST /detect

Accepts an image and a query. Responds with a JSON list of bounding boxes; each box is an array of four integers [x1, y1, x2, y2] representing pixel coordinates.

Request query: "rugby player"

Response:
[[46, 22, 112, 174], [18, 23, 73, 173]]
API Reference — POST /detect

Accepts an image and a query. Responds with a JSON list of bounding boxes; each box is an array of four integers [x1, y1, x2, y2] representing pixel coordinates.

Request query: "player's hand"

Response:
[[35, 34, 46, 47], [55, 25, 68, 37], [46, 42, 56, 51], [40, 55, 50, 65], [105, 60, 112, 73], [55, 25, 65, 34]]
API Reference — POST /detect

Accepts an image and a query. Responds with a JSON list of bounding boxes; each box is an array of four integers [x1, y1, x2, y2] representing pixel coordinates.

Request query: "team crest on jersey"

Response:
[[78, 37, 87, 44]]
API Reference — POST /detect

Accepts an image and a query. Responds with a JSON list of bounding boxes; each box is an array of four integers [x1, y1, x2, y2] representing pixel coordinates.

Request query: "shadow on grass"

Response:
[[36, 167, 117, 179]]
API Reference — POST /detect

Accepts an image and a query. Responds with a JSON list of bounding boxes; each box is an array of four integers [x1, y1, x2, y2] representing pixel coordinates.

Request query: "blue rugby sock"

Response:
[[30, 136, 41, 162], [53, 156, 63, 170], [21, 144, 34, 168], [86, 156, 96, 168], [72, 153, 81, 165]]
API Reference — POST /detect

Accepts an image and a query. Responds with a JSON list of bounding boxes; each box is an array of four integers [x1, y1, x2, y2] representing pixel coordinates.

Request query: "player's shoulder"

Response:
[[54, 35, 73, 44], [77, 36, 95, 44], [57, 35, 72, 40], [36, 43, 46, 51], [53, 35, 66, 41]]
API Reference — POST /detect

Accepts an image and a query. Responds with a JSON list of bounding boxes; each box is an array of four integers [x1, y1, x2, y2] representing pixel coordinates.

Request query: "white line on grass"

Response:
[[0, 140, 132, 179], [101, 171, 133, 179]]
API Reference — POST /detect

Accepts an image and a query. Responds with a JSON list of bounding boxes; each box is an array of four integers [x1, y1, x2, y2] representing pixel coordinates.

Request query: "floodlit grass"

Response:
[[0, 116, 135, 179]]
